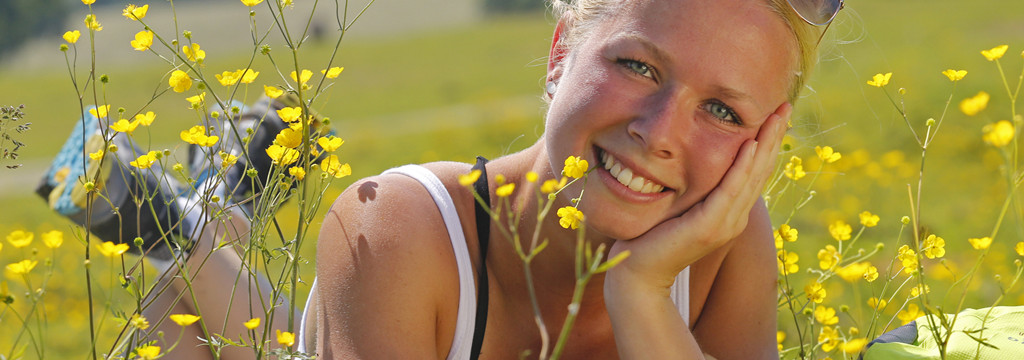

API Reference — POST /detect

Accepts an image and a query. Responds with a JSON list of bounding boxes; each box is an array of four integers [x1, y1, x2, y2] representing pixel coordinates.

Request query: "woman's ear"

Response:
[[547, 16, 570, 84]]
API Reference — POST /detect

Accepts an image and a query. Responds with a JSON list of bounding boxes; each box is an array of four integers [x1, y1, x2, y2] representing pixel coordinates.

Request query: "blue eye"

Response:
[[618, 58, 654, 79], [702, 101, 743, 125]]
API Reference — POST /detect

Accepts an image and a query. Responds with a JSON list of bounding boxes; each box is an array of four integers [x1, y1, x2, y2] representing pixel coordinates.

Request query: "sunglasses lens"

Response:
[[787, 0, 842, 26]]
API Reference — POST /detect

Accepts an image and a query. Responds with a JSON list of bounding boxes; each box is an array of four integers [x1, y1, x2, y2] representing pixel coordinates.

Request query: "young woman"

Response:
[[305, 0, 837, 358]]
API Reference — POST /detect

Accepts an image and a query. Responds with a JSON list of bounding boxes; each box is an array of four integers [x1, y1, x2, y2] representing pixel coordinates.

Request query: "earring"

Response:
[[546, 81, 557, 96]]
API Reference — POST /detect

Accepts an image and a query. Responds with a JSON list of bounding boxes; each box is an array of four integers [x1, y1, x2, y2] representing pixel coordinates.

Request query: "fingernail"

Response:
[[750, 141, 759, 157]]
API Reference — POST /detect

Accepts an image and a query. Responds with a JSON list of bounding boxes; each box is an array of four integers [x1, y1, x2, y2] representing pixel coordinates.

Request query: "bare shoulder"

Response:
[[314, 164, 473, 358]]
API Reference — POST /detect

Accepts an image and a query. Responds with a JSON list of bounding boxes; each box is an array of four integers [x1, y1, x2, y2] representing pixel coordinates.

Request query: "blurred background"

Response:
[[1, 0, 1023, 356]]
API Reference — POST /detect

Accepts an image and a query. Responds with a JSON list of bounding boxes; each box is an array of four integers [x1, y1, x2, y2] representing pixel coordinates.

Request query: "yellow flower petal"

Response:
[[169, 314, 201, 326], [277, 330, 295, 347], [63, 30, 81, 44], [6, 260, 37, 275], [264, 85, 284, 99], [982, 45, 1009, 61], [243, 317, 261, 330], [983, 120, 1015, 147], [7, 230, 34, 248], [941, 69, 967, 82], [42, 230, 64, 249], [169, 70, 193, 93], [866, 72, 892, 87], [458, 169, 481, 187]]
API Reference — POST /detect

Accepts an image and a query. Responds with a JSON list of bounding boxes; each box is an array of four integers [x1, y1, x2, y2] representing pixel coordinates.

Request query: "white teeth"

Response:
[[599, 149, 665, 194]]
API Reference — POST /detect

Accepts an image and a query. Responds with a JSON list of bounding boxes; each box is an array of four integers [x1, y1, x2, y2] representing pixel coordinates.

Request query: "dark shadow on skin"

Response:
[[358, 181, 378, 203]]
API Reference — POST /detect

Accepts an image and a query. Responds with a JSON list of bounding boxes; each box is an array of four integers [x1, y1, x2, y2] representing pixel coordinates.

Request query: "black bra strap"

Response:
[[470, 156, 490, 360]]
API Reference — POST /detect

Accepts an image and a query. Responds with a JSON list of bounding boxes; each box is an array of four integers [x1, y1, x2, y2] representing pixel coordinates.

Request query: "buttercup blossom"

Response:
[[291, 69, 313, 85], [219, 152, 238, 170], [267, 145, 300, 166], [244, 317, 261, 330], [983, 120, 1015, 147], [110, 119, 141, 134], [321, 155, 351, 178], [526, 172, 539, 183], [89, 105, 111, 119], [264, 85, 284, 98], [815, 146, 841, 163], [274, 128, 303, 148], [6, 260, 37, 275], [784, 156, 805, 180], [1016, 242, 1024, 256], [122, 4, 148, 20], [183, 43, 206, 62], [277, 330, 295, 347], [842, 338, 869, 355], [318, 136, 343, 152], [322, 67, 344, 79], [241, 0, 265, 6], [562, 156, 589, 179], [866, 72, 892, 87], [897, 245, 918, 274], [968, 236, 992, 250], [130, 151, 160, 169], [774, 224, 798, 249], [859, 211, 879, 227], [186, 92, 206, 108], [289, 166, 306, 180], [777, 250, 799, 275], [130, 314, 150, 329], [863, 265, 879, 282], [98, 241, 129, 257], [540, 177, 567, 194], [942, 69, 967, 82], [982, 45, 1009, 61], [829, 220, 852, 241], [836, 262, 870, 283], [910, 284, 930, 298], [458, 170, 481, 186], [867, 297, 887, 310], [216, 70, 243, 86], [82, 0, 95, 5], [42, 230, 63, 249], [557, 206, 585, 230], [7, 230, 33, 248], [240, 69, 259, 84], [805, 282, 826, 304], [817, 245, 840, 270], [814, 306, 839, 325], [897, 304, 923, 325], [960, 91, 990, 116], [135, 345, 160, 360], [63, 30, 81, 44], [277, 107, 303, 123], [84, 14, 103, 31], [180, 126, 219, 147], [135, 111, 156, 126], [819, 326, 840, 352], [922, 234, 945, 259], [496, 183, 515, 198], [170, 314, 201, 326], [169, 70, 193, 93]]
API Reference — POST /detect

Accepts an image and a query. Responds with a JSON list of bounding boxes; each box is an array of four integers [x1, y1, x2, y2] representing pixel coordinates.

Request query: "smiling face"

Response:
[[544, 0, 797, 240]]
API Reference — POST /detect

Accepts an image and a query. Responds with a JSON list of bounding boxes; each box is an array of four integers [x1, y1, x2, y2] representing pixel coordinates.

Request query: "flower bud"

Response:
[[211, 195, 221, 203], [134, 237, 144, 247], [901, 216, 911, 225], [183, 30, 192, 39], [197, 82, 206, 90], [840, 305, 850, 313], [60, 44, 69, 52], [84, 181, 95, 191], [898, 88, 907, 95], [926, 118, 936, 127], [108, 144, 118, 152], [211, 111, 220, 118], [100, 74, 109, 83]]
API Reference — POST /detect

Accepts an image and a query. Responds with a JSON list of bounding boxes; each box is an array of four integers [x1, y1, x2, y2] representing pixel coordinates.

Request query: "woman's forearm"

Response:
[[604, 270, 704, 360]]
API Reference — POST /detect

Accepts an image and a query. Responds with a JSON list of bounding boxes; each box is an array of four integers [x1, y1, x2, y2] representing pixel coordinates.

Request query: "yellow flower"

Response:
[[982, 45, 1009, 61], [556, 206, 585, 230], [219, 151, 238, 170], [63, 30, 81, 44], [910, 284, 930, 298], [244, 317, 261, 330], [866, 72, 892, 87], [562, 156, 589, 179], [317, 136, 344, 152], [922, 234, 945, 259], [7, 230, 34, 248], [777, 250, 799, 275], [135, 111, 156, 126], [496, 183, 515, 198], [805, 282, 826, 304], [186, 92, 206, 109], [266, 145, 300, 166], [897, 245, 918, 274], [170, 313, 201, 326], [322, 67, 344, 79], [122, 4, 148, 20], [135, 345, 160, 360], [983, 120, 1015, 147], [814, 306, 839, 325], [89, 105, 111, 119], [215, 70, 243, 86], [897, 304, 923, 325], [960, 91, 990, 116], [89, 149, 104, 161], [169, 70, 193, 93], [776, 331, 785, 351], [97, 241, 130, 258], [836, 262, 871, 283], [130, 151, 160, 169], [526, 172, 539, 183], [863, 265, 879, 282], [179, 126, 219, 147], [867, 297, 887, 310], [1016, 242, 1024, 256], [774, 224, 798, 248], [183, 43, 206, 62], [784, 156, 805, 180], [829, 220, 852, 241], [321, 155, 352, 178], [540, 177, 567, 194], [130, 314, 150, 330], [942, 69, 967, 82], [968, 236, 993, 250], [817, 245, 840, 270], [277, 107, 303, 123], [858, 211, 879, 227], [240, 69, 259, 84], [42, 230, 63, 249], [82, 0, 95, 4], [291, 69, 313, 85], [289, 166, 306, 180], [241, 0, 265, 6], [815, 145, 841, 163], [84, 14, 103, 31], [459, 170, 482, 186], [277, 330, 295, 347], [110, 119, 141, 134], [264, 85, 284, 98], [842, 338, 868, 355], [6, 260, 37, 275], [274, 128, 303, 148], [819, 326, 840, 352]]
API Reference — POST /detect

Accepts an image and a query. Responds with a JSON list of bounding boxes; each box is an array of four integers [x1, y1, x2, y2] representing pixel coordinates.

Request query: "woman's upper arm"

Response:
[[314, 175, 459, 359], [692, 201, 779, 359]]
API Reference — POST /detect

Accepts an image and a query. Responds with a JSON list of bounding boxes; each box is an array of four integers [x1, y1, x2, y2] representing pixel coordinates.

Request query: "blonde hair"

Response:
[[549, 0, 819, 103]]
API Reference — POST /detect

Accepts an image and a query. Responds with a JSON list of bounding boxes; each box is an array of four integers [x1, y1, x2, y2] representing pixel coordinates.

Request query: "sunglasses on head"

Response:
[[787, 0, 844, 26]]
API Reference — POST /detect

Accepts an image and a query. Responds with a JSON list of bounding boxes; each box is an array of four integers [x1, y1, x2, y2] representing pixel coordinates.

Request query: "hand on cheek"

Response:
[[607, 103, 792, 290]]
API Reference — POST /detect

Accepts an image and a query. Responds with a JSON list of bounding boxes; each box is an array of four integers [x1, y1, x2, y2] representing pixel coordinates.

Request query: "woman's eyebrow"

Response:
[[617, 32, 671, 67]]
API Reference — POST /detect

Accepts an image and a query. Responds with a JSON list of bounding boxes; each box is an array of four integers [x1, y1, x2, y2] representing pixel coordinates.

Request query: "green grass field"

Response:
[[2, 0, 1024, 357]]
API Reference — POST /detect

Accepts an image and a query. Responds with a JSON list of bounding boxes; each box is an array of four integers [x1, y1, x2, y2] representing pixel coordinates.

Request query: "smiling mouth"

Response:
[[596, 147, 667, 194]]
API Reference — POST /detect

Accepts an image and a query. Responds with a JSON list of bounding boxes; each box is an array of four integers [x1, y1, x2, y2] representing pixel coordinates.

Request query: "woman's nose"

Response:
[[627, 88, 691, 159]]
